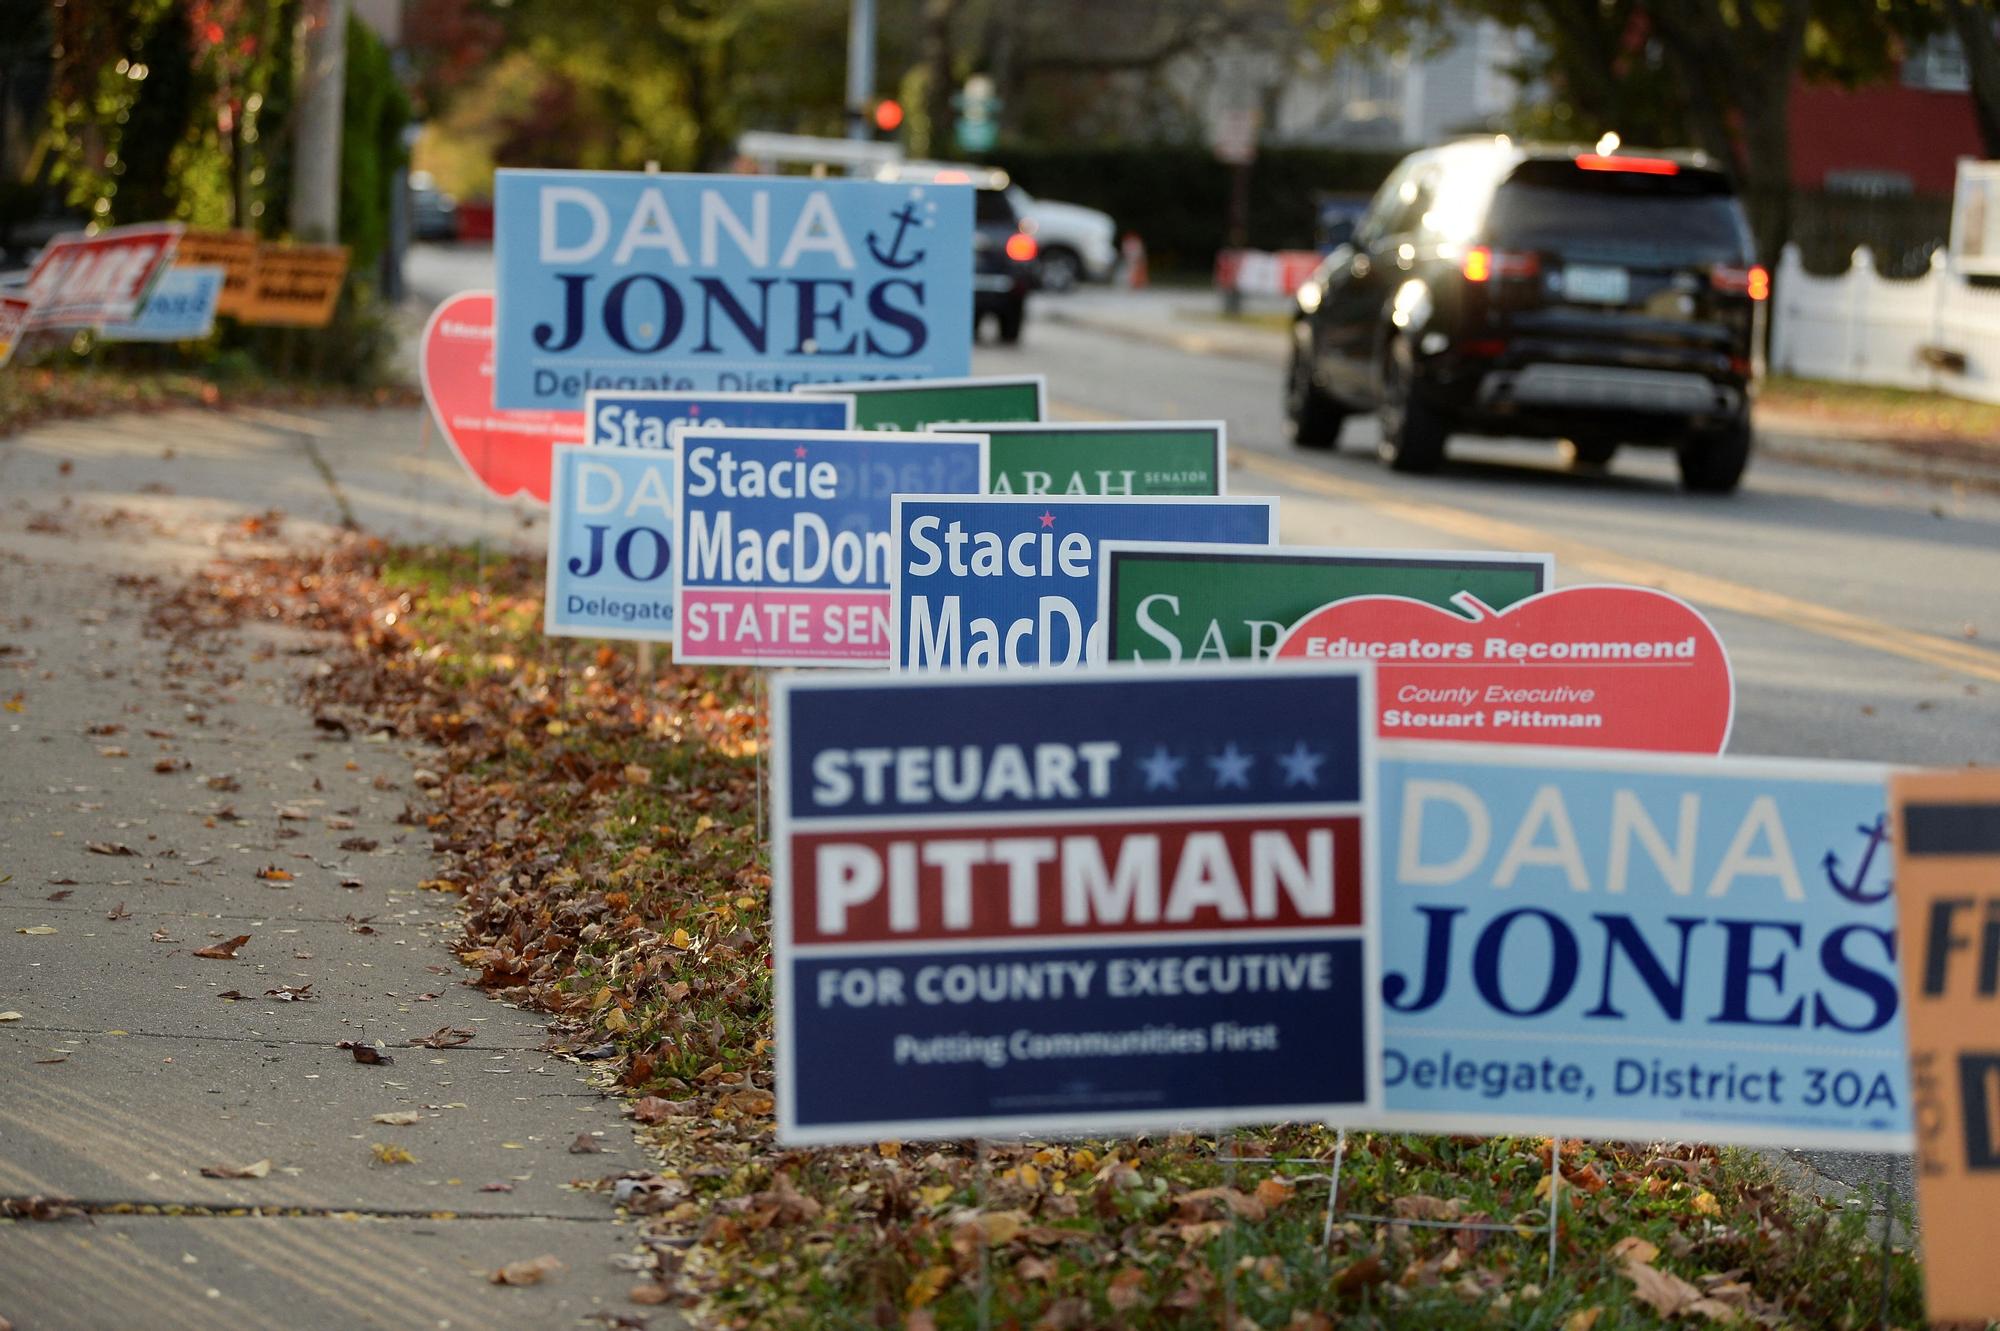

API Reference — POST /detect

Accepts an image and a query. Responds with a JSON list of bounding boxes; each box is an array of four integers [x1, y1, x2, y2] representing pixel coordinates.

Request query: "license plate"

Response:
[[1562, 264, 1630, 305]]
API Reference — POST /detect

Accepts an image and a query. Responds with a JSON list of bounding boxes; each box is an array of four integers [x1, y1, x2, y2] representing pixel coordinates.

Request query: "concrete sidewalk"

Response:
[[0, 408, 648, 1329]]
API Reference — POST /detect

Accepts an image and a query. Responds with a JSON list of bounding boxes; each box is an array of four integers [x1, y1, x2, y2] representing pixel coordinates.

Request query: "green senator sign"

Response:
[[805, 375, 1044, 431], [973, 421, 1226, 496], [1098, 542, 1553, 661]]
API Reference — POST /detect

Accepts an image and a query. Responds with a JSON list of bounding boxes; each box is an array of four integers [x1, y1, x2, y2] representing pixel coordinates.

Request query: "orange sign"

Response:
[[242, 243, 348, 327], [1890, 770, 2000, 1324], [174, 228, 260, 317]]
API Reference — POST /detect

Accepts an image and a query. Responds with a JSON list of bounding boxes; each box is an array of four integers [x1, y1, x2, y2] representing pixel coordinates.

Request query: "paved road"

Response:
[[426, 244, 2000, 1219]]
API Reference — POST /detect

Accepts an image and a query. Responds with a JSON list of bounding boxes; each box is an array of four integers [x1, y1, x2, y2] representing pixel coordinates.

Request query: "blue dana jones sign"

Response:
[[494, 171, 974, 410], [890, 495, 1278, 670], [774, 662, 1380, 1143], [1369, 742, 1908, 1151], [545, 444, 677, 642], [98, 265, 224, 342], [583, 390, 854, 449]]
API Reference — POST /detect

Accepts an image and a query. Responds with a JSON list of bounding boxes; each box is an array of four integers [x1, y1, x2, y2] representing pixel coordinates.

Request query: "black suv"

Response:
[[1286, 139, 1765, 492], [876, 160, 1037, 344]]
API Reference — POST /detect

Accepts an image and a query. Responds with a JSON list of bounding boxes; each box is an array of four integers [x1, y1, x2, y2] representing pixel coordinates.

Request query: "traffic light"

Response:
[[872, 99, 904, 135]]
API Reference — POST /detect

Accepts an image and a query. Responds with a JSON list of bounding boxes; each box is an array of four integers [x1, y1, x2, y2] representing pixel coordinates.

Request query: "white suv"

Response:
[[1008, 188, 1116, 291]]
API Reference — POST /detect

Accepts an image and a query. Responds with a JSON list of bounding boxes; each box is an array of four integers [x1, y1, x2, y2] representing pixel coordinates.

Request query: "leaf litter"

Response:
[[151, 538, 1929, 1328]]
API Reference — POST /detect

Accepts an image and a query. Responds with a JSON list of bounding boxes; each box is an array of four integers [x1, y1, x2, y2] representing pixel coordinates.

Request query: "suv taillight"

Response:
[[1462, 246, 1539, 283], [1711, 264, 1769, 301], [1005, 232, 1038, 262]]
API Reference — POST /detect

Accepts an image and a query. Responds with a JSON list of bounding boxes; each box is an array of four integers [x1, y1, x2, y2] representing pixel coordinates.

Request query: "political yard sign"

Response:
[[494, 171, 974, 410], [1100, 544, 1553, 663], [807, 374, 1045, 430], [673, 428, 987, 666], [545, 445, 678, 642], [1369, 743, 1908, 1151], [773, 663, 1381, 1142], [583, 390, 853, 450], [890, 496, 1279, 671], [1277, 586, 1733, 754], [970, 421, 1227, 496], [98, 265, 225, 342]]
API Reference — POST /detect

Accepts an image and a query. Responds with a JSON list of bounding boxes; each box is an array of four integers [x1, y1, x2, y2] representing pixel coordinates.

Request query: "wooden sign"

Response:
[[1890, 770, 2000, 1324], [174, 228, 259, 317], [242, 243, 348, 327]]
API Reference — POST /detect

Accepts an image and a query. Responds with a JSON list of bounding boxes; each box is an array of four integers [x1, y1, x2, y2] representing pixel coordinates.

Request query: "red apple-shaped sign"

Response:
[[1275, 585, 1732, 753], [419, 290, 584, 504]]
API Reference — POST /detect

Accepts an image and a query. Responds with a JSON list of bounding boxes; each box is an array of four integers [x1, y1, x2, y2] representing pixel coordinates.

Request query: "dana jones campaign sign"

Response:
[[1370, 743, 1909, 1150], [545, 445, 678, 642], [493, 171, 974, 410], [890, 496, 1279, 671], [673, 427, 988, 666], [773, 662, 1380, 1143]]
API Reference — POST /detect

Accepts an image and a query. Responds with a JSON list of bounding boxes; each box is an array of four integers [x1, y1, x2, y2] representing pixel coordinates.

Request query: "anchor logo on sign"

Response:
[[867, 204, 928, 269], [1822, 813, 1894, 905]]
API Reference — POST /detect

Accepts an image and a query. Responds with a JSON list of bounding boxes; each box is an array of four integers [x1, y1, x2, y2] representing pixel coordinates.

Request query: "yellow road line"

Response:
[[1231, 447, 2000, 686]]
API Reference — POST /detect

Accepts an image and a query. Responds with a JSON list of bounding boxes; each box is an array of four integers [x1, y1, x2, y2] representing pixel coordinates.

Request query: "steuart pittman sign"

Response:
[[804, 374, 1045, 430], [889, 496, 1280, 671], [969, 421, 1227, 496], [773, 662, 1380, 1143], [1276, 586, 1732, 753], [1367, 743, 1908, 1151], [544, 445, 678, 642], [1889, 771, 2000, 1323], [672, 427, 988, 666], [493, 171, 975, 410], [583, 390, 853, 450], [1099, 543, 1553, 662]]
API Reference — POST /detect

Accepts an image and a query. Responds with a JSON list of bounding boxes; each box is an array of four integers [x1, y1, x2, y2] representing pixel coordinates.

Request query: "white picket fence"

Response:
[[1769, 242, 2000, 403]]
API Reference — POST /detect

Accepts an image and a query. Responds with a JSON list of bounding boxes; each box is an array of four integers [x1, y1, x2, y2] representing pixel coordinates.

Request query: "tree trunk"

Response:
[[1947, 0, 2000, 159]]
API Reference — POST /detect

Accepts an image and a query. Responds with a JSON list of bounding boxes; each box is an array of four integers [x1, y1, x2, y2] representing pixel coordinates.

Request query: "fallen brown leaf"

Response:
[[200, 1159, 271, 1180], [1623, 1260, 1703, 1317], [263, 984, 315, 1001], [46, 890, 72, 901], [569, 1133, 605, 1154], [490, 1255, 562, 1286], [632, 1096, 675, 1124], [192, 935, 251, 959], [86, 841, 136, 857], [105, 902, 130, 920], [409, 1026, 474, 1048], [336, 1040, 392, 1065], [216, 990, 250, 1001], [255, 865, 293, 882]]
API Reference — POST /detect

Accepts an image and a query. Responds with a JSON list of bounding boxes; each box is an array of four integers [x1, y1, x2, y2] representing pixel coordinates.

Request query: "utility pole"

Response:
[[290, 0, 349, 241], [845, 0, 876, 141]]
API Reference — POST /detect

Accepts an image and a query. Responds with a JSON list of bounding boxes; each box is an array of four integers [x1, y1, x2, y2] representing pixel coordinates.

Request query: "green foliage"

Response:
[[340, 15, 409, 273], [990, 144, 1402, 273]]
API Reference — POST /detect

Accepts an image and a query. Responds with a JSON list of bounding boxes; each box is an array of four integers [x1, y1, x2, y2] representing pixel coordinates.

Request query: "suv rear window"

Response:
[[1484, 159, 1752, 263], [976, 189, 1017, 227]]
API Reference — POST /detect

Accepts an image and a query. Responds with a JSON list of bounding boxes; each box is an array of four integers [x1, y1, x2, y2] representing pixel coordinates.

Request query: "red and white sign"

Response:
[[0, 290, 32, 368], [419, 290, 584, 504], [1215, 248, 1320, 297], [25, 223, 183, 330], [1275, 586, 1733, 753]]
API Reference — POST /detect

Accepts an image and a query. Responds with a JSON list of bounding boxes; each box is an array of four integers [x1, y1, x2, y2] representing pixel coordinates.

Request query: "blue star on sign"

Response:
[[1277, 740, 1326, 788], [1207, 743, 1253, 790], [1138, 745, 1184, 791]]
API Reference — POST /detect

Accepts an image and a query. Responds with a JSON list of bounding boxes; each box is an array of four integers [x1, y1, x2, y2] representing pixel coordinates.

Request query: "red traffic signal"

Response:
[[873, 99, 904, 133]]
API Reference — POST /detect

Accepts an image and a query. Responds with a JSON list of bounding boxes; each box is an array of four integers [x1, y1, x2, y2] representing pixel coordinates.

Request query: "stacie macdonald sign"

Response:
[[493, 171, 974, 410], [773, 663, 1380, 1143]]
